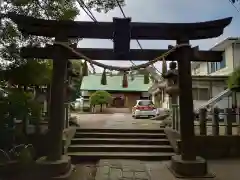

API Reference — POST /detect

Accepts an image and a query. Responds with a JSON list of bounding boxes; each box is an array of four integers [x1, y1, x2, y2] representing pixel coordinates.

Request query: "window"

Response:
[[216, 62, 221, 71], [192, 88, 209, 100], [220, 52, 226, 69], [208, 52, 226, 74], [138, 100, 153, 106]]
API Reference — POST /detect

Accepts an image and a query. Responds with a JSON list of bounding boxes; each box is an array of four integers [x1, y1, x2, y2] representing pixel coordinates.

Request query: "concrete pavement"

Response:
[[71, 113, 162, 129]]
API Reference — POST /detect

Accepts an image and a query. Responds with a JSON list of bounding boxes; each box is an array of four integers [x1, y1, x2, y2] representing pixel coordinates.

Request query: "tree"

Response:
[[90, 90, 112, 112], [0, 0, 125, 63], [0, 0, 125, 86], [0, 0, 125, 153], [69, 60, 83, 101], [228, 66, 240, 91], [1, 60, 52, 87], [0, 88, 43, 148]]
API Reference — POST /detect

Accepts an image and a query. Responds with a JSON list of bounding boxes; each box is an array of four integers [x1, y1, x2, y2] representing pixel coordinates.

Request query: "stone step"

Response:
[[74, 132, 166, 139], [71, 138, 170, 145], [68, 152, 174, 163], [68, 144, 173, 153], [76, 128, 164, 134]]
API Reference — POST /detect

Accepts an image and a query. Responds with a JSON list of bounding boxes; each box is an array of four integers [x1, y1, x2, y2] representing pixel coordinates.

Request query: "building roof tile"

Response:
[[80, 74, 150, 92]]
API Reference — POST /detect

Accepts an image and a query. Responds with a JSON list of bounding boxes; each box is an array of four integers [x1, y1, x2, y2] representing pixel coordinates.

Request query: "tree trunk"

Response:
[[100, 104, 103, 112]]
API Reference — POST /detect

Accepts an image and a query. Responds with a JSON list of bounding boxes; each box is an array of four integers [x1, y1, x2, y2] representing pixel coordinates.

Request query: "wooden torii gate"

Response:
[[6, 12, 231, 178]]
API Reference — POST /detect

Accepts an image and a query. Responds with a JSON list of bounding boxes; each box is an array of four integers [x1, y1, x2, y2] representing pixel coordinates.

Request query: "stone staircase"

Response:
[[67, 128, 174, 163]]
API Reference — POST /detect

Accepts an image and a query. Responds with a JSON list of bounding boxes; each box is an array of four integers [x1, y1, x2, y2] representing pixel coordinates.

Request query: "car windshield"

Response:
[[138, 100, 153, 106]]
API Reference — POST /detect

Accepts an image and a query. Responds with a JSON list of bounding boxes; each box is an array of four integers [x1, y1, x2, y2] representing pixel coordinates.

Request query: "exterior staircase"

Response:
[[67, 128, 174, 163], [194, 88, 232, 112]]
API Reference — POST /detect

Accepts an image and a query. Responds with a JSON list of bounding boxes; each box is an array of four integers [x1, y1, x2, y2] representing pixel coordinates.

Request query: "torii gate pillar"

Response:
[[169, 39, 213, 178], [36, 34, 72, 179]]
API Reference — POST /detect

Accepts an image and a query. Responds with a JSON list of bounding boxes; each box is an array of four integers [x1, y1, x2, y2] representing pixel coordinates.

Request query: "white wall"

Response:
[[192, 42, 240, 76], [193, 85, 232, 110], [210, 45, 234, 76], [192, 62, 208, 76], [233, 43, 240, 68]]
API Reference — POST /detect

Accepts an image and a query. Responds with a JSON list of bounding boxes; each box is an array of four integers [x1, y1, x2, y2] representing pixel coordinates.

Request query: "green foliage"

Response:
[[70, 60, 83, 100], [2, 60, 52, 86], [0, 0, 125, 62], [71, 60, 82, 74], [101, 69, 107, 85], [0, 0, 125, 85], [228, 67, 240, 90], [0, 88, 43, 148], [90, 90, 112, 106], [0, 89, 31, 148], [86, 0, 125, 13], [18, 146, 34, 165], [122, 72, 128, 88], [144, 71, 149, 84], [0, 89, 32, 118], [0, 0, 126, 149]]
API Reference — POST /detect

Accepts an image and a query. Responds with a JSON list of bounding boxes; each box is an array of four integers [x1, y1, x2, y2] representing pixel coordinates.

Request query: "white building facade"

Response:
[[190, 37, 240, 110], [149, 37, 240, 110], [192, 37, 240, 77]]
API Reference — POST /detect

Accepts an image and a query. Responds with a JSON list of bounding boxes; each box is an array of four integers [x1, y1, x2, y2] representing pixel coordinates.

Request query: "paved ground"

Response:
[[71, 112, 162, 129], [94, 159, 240, 180], [71, 110, 240, 180]]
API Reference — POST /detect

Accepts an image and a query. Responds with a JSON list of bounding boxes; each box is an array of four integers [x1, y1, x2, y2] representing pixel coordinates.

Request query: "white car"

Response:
[[132, 100, 156, 118]]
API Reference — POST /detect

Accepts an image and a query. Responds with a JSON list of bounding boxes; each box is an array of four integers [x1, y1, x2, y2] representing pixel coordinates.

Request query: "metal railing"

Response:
[[194, 88, 232, 112]]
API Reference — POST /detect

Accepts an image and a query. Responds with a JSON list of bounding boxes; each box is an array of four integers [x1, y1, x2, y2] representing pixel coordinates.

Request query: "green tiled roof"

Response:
[[80, 74, 151, 92]]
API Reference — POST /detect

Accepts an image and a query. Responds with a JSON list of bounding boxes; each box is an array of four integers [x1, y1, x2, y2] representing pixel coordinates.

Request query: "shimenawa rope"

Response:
[[54, 41, 190, 72]]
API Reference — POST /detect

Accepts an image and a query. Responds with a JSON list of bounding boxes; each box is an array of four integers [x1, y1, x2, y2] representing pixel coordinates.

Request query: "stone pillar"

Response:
[[47, 35, 68, 161], [36, 35, 73, 180], [176, 39, 195, 160], [170, 40, 210, 178]]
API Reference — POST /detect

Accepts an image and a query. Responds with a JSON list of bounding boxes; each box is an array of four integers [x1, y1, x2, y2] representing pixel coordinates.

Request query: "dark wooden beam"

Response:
[[20, 47, 223, 62], [8, 13, 232, 40]]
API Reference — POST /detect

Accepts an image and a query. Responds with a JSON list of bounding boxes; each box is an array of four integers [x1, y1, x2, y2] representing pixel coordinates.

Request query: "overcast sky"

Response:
[[76, 0, 240, 72]]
